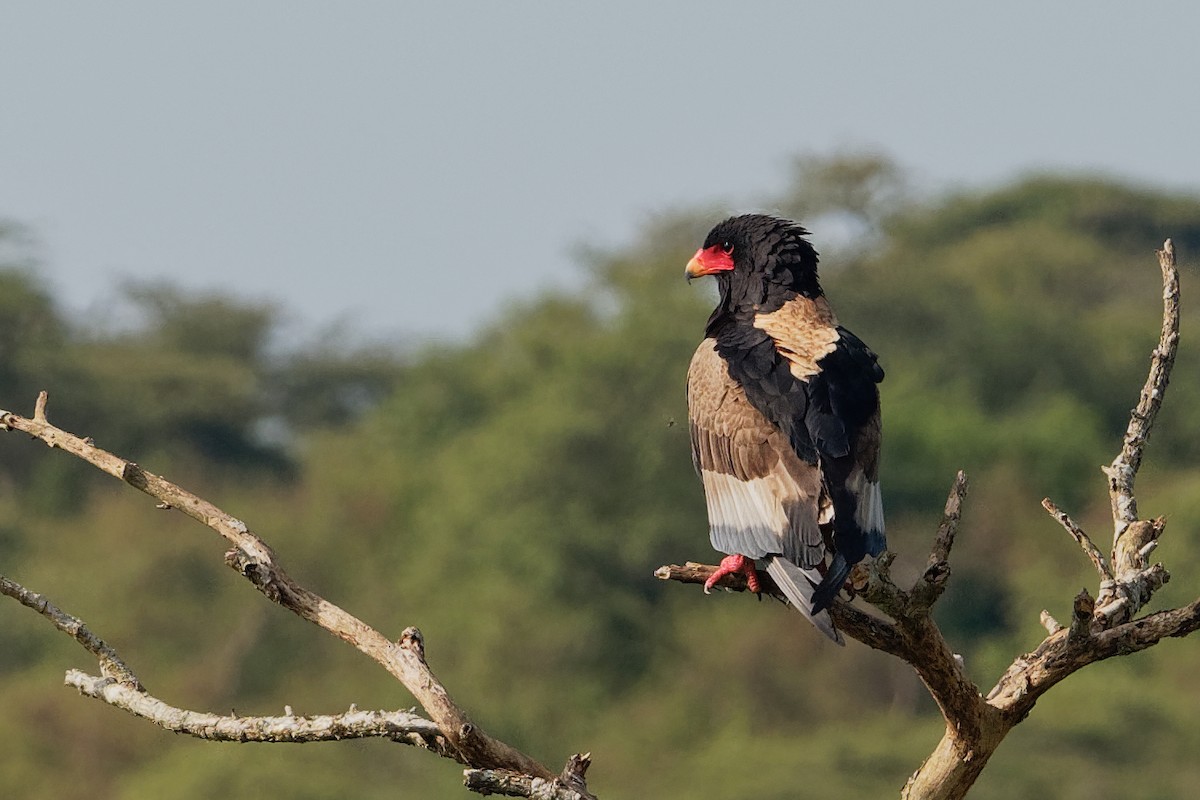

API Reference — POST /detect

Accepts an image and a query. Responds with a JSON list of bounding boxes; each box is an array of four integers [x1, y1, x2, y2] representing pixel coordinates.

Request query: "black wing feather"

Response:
[[803, 326, 883, 458]]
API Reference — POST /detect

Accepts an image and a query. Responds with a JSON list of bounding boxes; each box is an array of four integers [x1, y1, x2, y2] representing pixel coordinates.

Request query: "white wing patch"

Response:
[[701, 468, 823, 566], [702, 471, 789, 541]]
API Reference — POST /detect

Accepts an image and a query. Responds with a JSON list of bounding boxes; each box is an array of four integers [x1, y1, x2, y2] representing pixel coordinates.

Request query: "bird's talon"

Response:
[[704, 554, 760, 594]]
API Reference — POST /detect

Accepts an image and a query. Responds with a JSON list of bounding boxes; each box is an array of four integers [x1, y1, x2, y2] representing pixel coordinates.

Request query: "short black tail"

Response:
[[810, 552, 851, 614], [764, 557, 844, 645]]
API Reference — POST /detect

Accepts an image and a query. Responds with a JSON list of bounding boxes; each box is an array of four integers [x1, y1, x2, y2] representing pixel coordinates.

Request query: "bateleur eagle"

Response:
[[685, 214, 885, 643]]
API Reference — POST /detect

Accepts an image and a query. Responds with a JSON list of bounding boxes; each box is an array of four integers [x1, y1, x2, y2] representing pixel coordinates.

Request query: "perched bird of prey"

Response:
[[685, 214, 885, 643]]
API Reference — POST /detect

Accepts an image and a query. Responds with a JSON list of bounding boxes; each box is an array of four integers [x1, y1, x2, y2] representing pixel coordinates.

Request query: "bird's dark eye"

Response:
[[721, 240, 734, 254]]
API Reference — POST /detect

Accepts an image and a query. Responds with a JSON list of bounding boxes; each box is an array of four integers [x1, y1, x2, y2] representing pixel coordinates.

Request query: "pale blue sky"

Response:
[[2, 2, 1197, 343]]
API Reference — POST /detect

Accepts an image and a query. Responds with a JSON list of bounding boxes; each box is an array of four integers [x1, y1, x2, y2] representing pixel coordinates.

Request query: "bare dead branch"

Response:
[[1102, 239, 1179, 540], [927, 470, 968, 568], [0, 395, 582, 795], [464, 753, 596, 800], [0, 574, 142, 689], [986, 596, 1200, 718], [464, 770, 588, 800], [67, 670, 455, 752]]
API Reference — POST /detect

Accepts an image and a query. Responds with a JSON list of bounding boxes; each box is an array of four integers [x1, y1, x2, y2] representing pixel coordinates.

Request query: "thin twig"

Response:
[[1041, 499, 1111, 580], [0, 574, 142, 688], [911, 471, 969, 611], [928, 471, 969, 568], [1040, 611, 1063, 635]]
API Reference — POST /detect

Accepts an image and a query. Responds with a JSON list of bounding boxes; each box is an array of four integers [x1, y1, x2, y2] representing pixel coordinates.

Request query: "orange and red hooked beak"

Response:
[[685, 244, 735, 282]]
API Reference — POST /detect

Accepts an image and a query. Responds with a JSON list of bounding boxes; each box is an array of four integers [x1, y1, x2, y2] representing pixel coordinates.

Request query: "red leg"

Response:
[[704, 554, 762, 594]]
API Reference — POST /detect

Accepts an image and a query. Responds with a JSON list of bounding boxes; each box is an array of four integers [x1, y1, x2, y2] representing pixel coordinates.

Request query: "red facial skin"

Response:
[[685, 244, 735, 279]]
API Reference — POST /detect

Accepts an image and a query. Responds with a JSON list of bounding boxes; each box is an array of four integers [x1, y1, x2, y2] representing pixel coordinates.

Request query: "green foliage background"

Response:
[[3, 159, 1200, 798]]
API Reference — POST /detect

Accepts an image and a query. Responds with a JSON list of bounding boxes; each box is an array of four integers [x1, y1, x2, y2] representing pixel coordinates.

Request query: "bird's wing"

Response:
[[751, 299, 885, 539], [751, 299, 886, 610], [687, 338, 826, 567], [802, 325, 886, 557]]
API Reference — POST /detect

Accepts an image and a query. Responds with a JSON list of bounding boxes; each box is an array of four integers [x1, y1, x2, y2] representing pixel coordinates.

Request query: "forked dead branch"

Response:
[[0, 399, 594, 799], [2, 242, 1198, 799]]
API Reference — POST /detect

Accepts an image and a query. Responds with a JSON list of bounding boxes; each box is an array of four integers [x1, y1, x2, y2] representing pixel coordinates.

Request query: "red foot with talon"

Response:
[[704, 554, 762, 594]]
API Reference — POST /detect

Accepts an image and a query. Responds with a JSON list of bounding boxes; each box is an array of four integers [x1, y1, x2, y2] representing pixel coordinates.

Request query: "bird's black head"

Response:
[[685, 215, 822, 314]]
